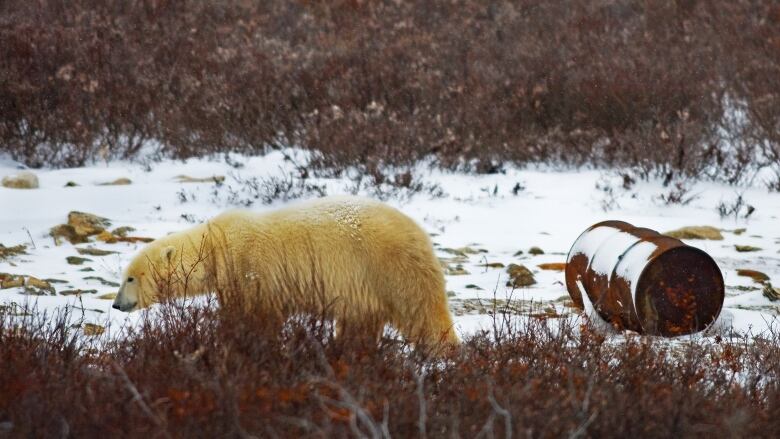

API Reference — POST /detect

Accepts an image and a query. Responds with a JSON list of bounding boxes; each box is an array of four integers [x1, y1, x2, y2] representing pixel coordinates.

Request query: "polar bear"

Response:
[[112, 196, 459, 346]]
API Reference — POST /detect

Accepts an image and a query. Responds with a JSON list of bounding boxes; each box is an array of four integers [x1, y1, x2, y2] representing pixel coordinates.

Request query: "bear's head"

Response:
[[112, 244, 178, 312]]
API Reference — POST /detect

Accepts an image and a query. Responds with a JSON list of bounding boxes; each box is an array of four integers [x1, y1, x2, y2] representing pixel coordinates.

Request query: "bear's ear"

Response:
[[161, 246, 176, 263]]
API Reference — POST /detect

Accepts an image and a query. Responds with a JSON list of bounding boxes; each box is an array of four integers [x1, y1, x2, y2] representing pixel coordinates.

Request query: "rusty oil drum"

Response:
[[565, 221, 724, 336]]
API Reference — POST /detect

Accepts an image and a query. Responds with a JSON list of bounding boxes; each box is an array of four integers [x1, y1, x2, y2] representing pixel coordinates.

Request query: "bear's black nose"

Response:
[[112, 304, 121, 310]]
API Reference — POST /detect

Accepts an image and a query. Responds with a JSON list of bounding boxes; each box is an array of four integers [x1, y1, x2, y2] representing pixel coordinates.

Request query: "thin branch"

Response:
[[415, 371, 427, 439], [568, 410, 598, 439], [112, 362, 171, 438], [487, 386, 512, 439]]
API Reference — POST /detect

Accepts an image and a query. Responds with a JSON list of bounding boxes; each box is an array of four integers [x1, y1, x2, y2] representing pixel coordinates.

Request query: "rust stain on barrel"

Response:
[[584, 226, 657, 331], [566, 221, 724, 336], [565, 220, 632, 310]]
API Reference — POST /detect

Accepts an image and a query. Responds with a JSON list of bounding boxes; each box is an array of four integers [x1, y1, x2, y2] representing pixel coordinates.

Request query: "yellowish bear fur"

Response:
[[113, 196, 459, 346]]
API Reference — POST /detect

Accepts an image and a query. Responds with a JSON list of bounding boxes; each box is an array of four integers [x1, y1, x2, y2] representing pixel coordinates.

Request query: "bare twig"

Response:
[[568, 410, 598, 439], [23, 227, 36, 250], [307, 333, 386, 439], [487, 386, 512, 439], [474, 412, 496, 439], [415, 371, 427, 439], [315, 387, 383, 439], [112, 362, 171, 438], [380, 399, 391, 439]]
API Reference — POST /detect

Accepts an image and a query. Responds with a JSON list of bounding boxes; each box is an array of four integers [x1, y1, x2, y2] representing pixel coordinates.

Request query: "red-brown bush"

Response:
[[1, 0, 779, 185], [1, 301, 779, 437]]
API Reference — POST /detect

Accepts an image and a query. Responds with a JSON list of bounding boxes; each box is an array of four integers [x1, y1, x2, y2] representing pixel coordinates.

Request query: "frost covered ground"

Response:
[[1, 150, 779, 340]]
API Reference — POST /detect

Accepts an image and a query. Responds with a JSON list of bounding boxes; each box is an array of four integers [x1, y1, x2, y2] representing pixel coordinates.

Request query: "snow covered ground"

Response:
[[1, 150, 779, 340]]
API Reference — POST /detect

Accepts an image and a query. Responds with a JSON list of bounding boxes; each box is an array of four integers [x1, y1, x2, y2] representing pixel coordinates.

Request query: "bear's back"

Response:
[[211, 196, 404, 237], [207, 196, 433, 271]]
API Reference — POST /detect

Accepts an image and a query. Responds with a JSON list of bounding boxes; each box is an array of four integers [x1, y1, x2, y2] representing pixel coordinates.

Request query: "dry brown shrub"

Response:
[[1, 291, 780, 437], [0, 0, 778, 186]]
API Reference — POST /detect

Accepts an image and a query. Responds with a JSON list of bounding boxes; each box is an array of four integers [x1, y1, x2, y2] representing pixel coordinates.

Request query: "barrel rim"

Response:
[[633, 244, 725, 336]]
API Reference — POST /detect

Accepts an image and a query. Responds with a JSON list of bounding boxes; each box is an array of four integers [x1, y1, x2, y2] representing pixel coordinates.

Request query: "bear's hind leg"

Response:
[[396, 294, 460, 348]]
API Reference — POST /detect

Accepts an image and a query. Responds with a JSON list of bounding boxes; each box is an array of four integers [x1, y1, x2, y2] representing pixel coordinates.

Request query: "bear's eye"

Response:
[[127, 277, 134, 283]]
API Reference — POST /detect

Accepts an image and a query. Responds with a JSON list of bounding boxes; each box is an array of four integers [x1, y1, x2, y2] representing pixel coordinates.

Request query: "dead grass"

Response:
[[1, 1, 779, 187], [1, 299, 778, 437]]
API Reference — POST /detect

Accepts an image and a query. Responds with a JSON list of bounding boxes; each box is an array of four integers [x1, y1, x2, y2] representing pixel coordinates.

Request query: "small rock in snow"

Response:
[[664, 226, 723, 240], [97, 230, 119, 243], [98, 177, 132, 186], [762, 283, 780, 302], [174, 174, 225, 184], [68, 211, 111, 236], [60, 289, 98, 296], [0, 244, 27, 260], [444, 264, 470, 276], [83, 276, 120, 287], [66, 256, 92, 265], [82, 323, 105, 336], [76, 247, 118, 256], [537, 262, 566, 271], [735, 269, 769, 283], [27, 276, 54, 294], [1, 171, 39, 189], [50, 224, 89, 245], [0, 274, 25, 289], [111, 226, 136, 237], [0, 275, 54, 294], [506, 263, 536, 287]]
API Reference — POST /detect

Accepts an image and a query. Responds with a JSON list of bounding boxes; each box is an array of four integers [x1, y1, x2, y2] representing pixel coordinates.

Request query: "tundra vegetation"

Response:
[[2, 1, 780, 189], [3, 1, 780, 436], [1, 298, 779, 437]]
